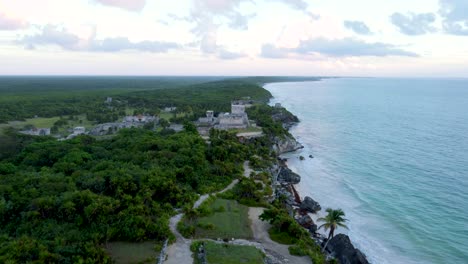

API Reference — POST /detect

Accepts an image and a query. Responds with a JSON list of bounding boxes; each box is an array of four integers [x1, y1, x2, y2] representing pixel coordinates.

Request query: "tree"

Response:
[[317, 208, 348, 252], [159, 118, 169, 129]]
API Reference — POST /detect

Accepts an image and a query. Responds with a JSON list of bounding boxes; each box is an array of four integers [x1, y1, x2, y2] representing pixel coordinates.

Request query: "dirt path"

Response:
[[249, 207, 311, 264], [165, 162, 251, 264]]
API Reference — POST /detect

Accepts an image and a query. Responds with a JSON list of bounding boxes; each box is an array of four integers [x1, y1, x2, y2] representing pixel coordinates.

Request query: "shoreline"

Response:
[[265, 83, 370, 264]]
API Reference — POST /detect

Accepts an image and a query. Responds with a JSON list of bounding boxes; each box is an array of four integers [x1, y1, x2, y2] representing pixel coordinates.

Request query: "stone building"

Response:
[[216, 101, 250, 129], [20, 128, 51, 136]]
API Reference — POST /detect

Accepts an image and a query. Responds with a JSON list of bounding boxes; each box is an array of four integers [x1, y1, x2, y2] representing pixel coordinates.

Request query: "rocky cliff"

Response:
[[272, 135, 304, 154]]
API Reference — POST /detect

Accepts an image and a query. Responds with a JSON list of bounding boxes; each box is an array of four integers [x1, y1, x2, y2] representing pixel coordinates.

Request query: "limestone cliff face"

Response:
[[272, 135, 304, 154]]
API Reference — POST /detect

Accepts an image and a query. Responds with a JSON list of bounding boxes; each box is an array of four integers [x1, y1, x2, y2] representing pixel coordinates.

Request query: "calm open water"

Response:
[[265, 78, 468, 264]]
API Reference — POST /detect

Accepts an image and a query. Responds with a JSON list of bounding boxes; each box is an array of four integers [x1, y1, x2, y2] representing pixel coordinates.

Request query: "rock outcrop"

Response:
[[272, 136, 304, 154], [277, 167, 301, 184], [327, 234, 369, 264], [271, 111, 299, 129], [296, 214, 314, 229], [300, 196, 321, 213], [276, 184, 296, 206]]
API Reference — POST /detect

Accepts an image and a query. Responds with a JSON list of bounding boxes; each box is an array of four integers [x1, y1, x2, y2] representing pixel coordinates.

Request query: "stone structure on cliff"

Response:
[[197, 101, 252, 131]]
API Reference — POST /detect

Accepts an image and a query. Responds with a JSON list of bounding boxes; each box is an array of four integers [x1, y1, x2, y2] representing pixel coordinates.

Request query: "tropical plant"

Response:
[[317, 208, 348, 252]]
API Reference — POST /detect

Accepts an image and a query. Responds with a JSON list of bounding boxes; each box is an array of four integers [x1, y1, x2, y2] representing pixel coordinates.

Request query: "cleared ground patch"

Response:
[[193, 198, 253, 240], [105, 242, 158, 264], [193, 241, 264, 264]]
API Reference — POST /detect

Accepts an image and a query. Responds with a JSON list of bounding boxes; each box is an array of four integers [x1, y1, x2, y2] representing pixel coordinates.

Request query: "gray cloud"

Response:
[[217, 48, 246, 60], [0, 13, 28, 30], [20, 25, 81, 50], [296, 38, 419, 57], [344, 20, 372, 35], [261, 38, 419, 59], [19, 24, 178, 53], [390, 12, 436, 35], [439, 0, 468, 35], [260, 44, 289, 59], [92, 0, 146, 11]]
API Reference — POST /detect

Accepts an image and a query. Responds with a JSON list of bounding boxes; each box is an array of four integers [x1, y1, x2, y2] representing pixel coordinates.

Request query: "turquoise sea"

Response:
[[265, 79, 468, 264]]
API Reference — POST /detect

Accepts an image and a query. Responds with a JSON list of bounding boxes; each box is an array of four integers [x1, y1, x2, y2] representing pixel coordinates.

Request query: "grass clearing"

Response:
[[105, 242, 158, 264], [193, 241, 264, 264], [194, 198, 252, 240]]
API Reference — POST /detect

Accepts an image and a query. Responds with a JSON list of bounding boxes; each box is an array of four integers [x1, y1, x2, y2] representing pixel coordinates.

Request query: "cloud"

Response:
[[90, 37, 179, 52], [271, 0, 308, 10], [296, 38, 419, 57], [261, 38, 419, 59], [20, 25, 81, 50], [217, 48, 246, 59], [0, 13, 28, 30], [92, 0, 146, 12], [187, 0, 253, 56], [439, 0, 468, 35], [260, 44, 289, 59], [344, 20, 372, 35], [18, 24, 178, 53], [390, 12, 436, 35]]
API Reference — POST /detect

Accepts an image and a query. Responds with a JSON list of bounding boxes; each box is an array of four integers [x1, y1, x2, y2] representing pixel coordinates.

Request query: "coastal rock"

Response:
[[272, 136, 304, 154], [276, 185, 296, 206], [300, 196, 321, 213], [309, 223, 318, 234], [296, 214, 314, 229], [277, 167, 301, 184], [271, 111, 299, 129], [327, 234, 369, 264]]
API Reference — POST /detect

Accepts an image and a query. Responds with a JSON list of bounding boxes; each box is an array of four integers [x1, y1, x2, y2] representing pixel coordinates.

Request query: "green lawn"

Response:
[[195, 199, 252, 240], [194, 241, 264, 264], [105, 242, 158, 264], [231, 126, 263, 134]]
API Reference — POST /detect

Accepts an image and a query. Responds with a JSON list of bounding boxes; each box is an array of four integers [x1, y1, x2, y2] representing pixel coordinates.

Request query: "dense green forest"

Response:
[[0, 124, 262, 262], [0, 77, 303, 263], [0, 76, 320, 123]]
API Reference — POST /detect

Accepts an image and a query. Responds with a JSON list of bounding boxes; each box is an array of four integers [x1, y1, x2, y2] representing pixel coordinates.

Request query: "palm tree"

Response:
[[317, 208, 348, 252]]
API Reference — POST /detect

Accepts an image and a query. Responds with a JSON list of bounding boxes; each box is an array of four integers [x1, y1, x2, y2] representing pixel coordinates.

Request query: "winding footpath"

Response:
[[164, 161, 308, 264], [164, 162, 248, 264]]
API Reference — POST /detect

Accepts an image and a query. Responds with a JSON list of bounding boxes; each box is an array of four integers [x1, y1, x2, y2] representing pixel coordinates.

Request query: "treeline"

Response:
[[0, 125, 256, 263], [0, 77, 272, 123]]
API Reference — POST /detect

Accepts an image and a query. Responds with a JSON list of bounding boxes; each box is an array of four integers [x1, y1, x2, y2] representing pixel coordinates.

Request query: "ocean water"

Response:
[[264, 78, 468, 264]]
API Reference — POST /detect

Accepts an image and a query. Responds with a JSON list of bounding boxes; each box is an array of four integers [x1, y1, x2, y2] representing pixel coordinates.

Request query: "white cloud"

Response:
[[92, 0, 147, 12]]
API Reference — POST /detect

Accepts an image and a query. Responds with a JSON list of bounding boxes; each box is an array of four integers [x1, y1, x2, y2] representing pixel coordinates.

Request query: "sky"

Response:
[[1, 0, 468, 77]]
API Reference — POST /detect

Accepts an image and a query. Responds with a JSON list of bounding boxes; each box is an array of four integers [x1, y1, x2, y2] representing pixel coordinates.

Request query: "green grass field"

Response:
[[195, 241, 264, 264], [105, 242, 157, 264], [195, 199, 252, 240]]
